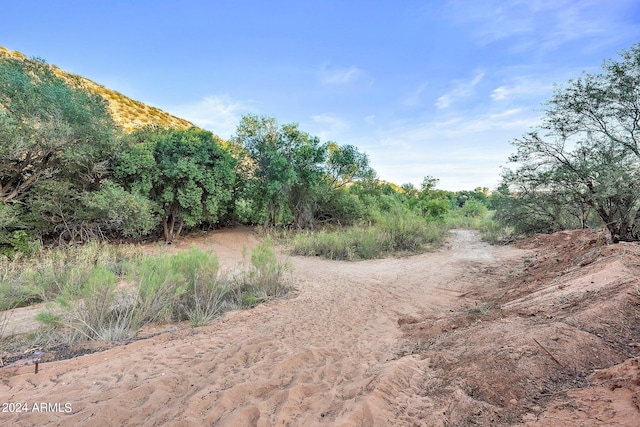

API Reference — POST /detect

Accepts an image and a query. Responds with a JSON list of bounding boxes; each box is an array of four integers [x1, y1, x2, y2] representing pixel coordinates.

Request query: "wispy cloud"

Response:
[[435, 71, 485, 109], [167, 95, 254, 139], [446, 0, 638, 52], [403, 83, 429, 106], [319, 64, 363, 85], [490, 76, 553, 102], [310, 113, 350, 141], [366, 106, 542, 190]]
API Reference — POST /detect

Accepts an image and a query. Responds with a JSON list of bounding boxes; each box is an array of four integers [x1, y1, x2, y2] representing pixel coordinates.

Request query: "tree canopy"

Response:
[[232, 114, 375, 229], [0, 57, 116, 202], [114, 127, 236, 242], [498, 43, 640, 242], [0, 53, 495, 256]]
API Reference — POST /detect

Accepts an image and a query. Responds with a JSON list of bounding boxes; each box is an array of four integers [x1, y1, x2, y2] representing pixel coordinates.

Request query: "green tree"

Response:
[[325, 142, 375, 188], [114, 127, 236, 242], [0, 57, 116, 202], [281, 123, 326, 228], [233, 115, 327, 228], [0, 56, 130, 246], [416, 176, 450, 220], [233, 115, 292, 225], [499, 44, 640, 242]]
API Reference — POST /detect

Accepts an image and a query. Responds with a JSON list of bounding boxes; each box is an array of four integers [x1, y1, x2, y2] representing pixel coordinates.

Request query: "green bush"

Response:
[[461, 199, 488, 218], [129, 253, 186, 326], [420, 199, 450, 221], [0, 230, 40, 259], [56, 265, 128, 341], [477, 215, 517, 245], [231, 237, 291, 304], [171, 247, 226, 326]]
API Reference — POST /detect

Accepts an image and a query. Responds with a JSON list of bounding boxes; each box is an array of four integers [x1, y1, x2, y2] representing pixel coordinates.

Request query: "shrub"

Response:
[[461, 199, 488, 218], [15, 239, 291, 343], [55, 265, 129, 341], [477, 215, 517, 245], [171, 247, 227, 326], [290, 208, 447, 260], [0, 230, 40, 259], [247, 237, 290, 298], [421, 199, 450, 221]]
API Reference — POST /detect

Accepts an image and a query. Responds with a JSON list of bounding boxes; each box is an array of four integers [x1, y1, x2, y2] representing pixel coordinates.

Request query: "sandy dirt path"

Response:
[[0, 229, 526, 426]]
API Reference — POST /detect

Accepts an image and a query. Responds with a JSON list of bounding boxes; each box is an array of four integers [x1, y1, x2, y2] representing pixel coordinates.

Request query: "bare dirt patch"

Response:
[[1, 228, 639, 426], [401, 229, 640, 426]]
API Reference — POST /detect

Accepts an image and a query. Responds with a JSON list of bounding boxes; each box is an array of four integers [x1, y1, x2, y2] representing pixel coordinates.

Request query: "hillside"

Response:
[[0, 46, 195, 132]]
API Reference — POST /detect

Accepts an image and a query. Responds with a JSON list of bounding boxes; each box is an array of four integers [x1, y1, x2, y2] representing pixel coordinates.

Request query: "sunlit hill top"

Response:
[[0, 46, 195, 132]]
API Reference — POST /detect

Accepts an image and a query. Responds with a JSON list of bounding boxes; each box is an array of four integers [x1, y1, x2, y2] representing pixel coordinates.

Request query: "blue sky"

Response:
[[3, 1, 639, 190]]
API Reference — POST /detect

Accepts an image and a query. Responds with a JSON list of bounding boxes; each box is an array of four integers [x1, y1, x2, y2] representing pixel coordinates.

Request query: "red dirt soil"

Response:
[[1, 227, 639, 426]]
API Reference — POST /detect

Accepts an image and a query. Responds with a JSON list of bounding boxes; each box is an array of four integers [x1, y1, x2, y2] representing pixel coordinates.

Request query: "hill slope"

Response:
[[0, 46, 195, 132]]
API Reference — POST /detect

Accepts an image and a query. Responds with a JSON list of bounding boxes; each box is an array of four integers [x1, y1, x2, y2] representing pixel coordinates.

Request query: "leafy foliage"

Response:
[[0, 57, 117, 203], [0, 48, 499, 255], [498, 43, 640, 242], [232, 114, 374, 229], [114, 127, 236, 241]]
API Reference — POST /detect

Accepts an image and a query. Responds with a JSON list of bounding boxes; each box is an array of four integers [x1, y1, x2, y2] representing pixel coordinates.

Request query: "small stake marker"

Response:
[[32, 351, 43, 374]]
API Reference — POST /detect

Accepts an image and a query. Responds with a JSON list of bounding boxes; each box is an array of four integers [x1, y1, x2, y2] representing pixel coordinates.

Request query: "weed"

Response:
[[466, 301, 496, 317]]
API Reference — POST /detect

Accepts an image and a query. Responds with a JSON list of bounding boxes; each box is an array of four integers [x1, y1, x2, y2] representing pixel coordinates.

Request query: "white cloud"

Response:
[[490, 86, 510, 101], [167, 95, 254, 139], [446, 0, 637, 52], [320, 64, 363, 85], [490, 76, 554, 102], [435, 71, 485, 109], [365, 106, 542, 190], [310, 113, 350, 141]]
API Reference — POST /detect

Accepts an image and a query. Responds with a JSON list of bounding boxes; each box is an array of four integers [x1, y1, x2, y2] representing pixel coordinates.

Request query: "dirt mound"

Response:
[[401, 228, 640, 425]]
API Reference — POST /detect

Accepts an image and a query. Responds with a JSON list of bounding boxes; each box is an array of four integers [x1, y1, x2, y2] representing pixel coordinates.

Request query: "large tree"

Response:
[[0, 57, 116, 202], [232, 115, 326, 228], [499, 44, 640, 242], [114, 127, 236, 242], [325, 142, 375, 188]]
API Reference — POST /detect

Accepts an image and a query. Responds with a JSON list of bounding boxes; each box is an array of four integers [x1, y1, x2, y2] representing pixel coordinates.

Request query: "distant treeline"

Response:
[[0, 54, 496, 257]]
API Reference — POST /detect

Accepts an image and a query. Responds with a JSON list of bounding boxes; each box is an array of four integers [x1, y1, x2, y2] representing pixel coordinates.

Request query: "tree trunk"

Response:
[[601, 211, 640, 243], [163, 212, 176, 243]]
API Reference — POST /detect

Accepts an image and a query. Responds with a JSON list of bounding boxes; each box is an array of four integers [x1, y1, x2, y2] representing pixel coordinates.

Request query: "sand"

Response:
[[1, 227, 639, 426]]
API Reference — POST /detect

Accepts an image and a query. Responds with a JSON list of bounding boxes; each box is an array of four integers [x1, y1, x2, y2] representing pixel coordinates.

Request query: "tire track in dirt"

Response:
[[0, 229, 527, 426]]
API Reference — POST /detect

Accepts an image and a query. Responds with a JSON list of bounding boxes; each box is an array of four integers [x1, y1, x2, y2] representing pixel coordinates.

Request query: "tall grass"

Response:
[[0, 241, 141, 310], [289, 205, 517, 261], [56, 265, 136, 342], [290, 208, 448, 260], [0, 236, 290, 343], [477, 216, 517, 245], [245, 237, 291, 299], [128, 247, 229, 328]]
